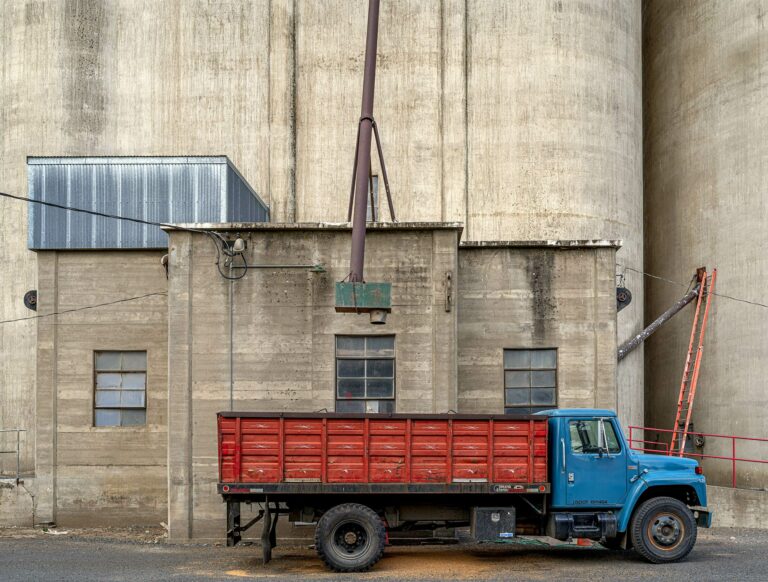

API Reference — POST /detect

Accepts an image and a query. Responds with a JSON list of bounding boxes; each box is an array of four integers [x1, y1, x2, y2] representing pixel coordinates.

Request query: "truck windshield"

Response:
[[569, 419, 621, 454]]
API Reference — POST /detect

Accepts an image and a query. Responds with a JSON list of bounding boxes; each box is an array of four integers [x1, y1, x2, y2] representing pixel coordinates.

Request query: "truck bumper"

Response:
[[693, 507, 713, 528]]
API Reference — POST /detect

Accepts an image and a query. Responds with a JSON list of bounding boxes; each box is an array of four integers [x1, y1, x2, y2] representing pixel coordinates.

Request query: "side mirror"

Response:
[[597, 419, 611, 458]]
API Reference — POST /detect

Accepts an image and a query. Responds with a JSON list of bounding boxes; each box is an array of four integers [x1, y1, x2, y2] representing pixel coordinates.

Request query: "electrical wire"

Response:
[[0, 190, 247, 279], [618, 264, 768, 310], [12, 190, 763, 309], [0, 292, 167, 325]]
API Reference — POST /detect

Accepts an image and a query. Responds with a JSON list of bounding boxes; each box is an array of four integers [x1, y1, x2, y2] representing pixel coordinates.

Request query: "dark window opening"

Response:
[[503, 348, 557, 414], [335, 335, 395, 413]]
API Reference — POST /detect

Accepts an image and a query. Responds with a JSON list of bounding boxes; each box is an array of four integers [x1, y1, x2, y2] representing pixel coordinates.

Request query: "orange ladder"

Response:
[[669, 268, 717, 456]]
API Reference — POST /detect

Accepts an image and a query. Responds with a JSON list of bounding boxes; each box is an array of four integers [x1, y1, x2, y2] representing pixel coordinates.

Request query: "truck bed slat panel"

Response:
[[218, 413, 548, 487]]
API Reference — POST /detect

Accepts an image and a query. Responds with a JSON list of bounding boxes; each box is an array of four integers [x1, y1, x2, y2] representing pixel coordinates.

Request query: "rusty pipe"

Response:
[[349, 0, 380, 283], [617, 282, 701, 361]]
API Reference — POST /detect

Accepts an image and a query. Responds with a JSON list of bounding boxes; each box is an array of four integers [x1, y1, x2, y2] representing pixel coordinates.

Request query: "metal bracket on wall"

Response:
[[445, 272, 453, 312]]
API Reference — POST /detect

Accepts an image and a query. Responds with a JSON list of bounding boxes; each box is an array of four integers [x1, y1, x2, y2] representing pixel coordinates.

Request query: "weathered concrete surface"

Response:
[[643, 1, 768, 487], [457, 243, 619, 414], [0, 481, 35, 527], [708, 485, 768, 530], [166, 223, 461, 540], [34, 251, 168, 526], [0, 2, 646, 477], [0, 0, 273, 477]]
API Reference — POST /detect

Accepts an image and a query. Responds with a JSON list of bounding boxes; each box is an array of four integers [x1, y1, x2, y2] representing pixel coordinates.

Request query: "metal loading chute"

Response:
[[335, 0, 394, 322], [617, 269, 706, 361]]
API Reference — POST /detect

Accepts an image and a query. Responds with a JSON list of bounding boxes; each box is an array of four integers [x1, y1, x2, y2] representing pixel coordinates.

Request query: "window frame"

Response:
[[502, 347, 558, 414], [568, 418, 623, 455], [92, 350, 148, 428], [334, 334, 396, 413]]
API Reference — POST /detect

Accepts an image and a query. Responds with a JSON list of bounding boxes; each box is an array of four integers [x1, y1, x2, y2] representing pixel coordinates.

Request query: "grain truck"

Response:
[[217, 408, 710, 572]]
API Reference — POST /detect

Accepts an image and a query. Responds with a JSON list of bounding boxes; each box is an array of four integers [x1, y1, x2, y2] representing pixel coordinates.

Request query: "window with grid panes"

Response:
[[335, 336, 395, 413], [94, 351, 147, 426], [503, 348, 557, 414]]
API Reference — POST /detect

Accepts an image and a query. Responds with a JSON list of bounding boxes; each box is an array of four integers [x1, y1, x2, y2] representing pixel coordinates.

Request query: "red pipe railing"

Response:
[[628, 425, 768, 488]]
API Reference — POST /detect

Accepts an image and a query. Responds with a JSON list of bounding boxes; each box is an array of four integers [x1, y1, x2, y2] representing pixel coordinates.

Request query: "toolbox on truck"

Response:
[[217, 412, 549, 493]]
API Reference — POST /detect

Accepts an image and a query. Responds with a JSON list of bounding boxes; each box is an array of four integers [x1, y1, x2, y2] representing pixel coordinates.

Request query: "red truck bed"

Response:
[[218, 412, 548, 493]]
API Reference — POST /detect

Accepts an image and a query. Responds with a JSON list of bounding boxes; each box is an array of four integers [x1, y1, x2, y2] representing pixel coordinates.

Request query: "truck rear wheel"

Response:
[[315, 503, 386, 572], [629, 496, 697, 564]]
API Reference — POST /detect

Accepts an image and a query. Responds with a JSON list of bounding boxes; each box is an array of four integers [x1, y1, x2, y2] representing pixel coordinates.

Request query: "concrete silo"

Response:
[[0, 0, 645, 481], [644, 1, 768, 487], [464, 0, 645, 428]]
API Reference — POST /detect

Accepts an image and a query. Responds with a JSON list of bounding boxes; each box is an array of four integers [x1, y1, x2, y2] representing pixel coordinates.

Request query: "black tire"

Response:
[[629, 496, 697, 564], [314, 503, 386, 572]]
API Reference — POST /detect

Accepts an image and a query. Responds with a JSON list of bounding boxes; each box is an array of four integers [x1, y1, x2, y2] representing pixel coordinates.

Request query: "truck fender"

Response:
[[617, 479, 649, 532], [617, 473, 707, 532]]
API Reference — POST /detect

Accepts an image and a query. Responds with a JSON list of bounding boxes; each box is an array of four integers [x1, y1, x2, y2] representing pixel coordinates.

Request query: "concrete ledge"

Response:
[[708, 485, 768, 529]]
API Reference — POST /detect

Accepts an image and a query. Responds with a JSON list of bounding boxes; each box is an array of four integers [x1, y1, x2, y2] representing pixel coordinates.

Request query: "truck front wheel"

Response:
[[629, 496, 697, 564], [314, 503, 386, 572]]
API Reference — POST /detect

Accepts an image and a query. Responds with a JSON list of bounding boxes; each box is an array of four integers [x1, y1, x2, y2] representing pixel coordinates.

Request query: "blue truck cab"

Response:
[[540, 408, 711, 563]]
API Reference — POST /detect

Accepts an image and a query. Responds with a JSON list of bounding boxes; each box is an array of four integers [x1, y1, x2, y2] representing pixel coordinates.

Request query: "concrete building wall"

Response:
[[35, 251, 168, 525], [1, 0, 275, 475], [643, 1, 768, 487], [1, 2, 646, 471], [457, 244, 619, 415], [166, 224, 460, 539]]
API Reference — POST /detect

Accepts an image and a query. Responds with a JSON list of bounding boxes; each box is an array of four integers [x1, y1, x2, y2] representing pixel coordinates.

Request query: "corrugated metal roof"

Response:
[[28, 156, 269, 250]]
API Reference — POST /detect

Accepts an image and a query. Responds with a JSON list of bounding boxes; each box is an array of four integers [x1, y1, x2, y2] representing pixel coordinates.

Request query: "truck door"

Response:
[[565, 418, 627, 507]]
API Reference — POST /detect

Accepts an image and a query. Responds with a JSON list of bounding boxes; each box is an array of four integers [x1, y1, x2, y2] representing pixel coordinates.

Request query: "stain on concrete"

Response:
[[63, 0, 107, 147], [526, 251, 556, 340]]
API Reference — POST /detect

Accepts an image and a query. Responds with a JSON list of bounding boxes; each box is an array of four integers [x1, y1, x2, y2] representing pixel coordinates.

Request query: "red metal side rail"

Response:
[[629, 425, 768, 488], [219, 413, 548, 487]]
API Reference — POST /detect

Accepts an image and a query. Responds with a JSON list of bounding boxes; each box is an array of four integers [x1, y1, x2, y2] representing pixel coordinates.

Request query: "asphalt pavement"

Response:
[[1, 527, 766, 581]]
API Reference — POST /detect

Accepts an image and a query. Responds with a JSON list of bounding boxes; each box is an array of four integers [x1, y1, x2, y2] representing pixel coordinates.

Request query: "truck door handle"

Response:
[[561, 438, 566, 472]]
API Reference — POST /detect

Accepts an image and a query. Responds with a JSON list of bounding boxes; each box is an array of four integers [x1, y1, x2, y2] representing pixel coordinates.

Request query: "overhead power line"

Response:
[[0, 190, 180, 230], [618, 264, 768, 310], [3, 190, 766, 310], [0, 292, 168, 325]]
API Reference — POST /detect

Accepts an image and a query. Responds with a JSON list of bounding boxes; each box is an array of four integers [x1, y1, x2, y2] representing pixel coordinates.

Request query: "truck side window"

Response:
[[569, 420, 621, 454]]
